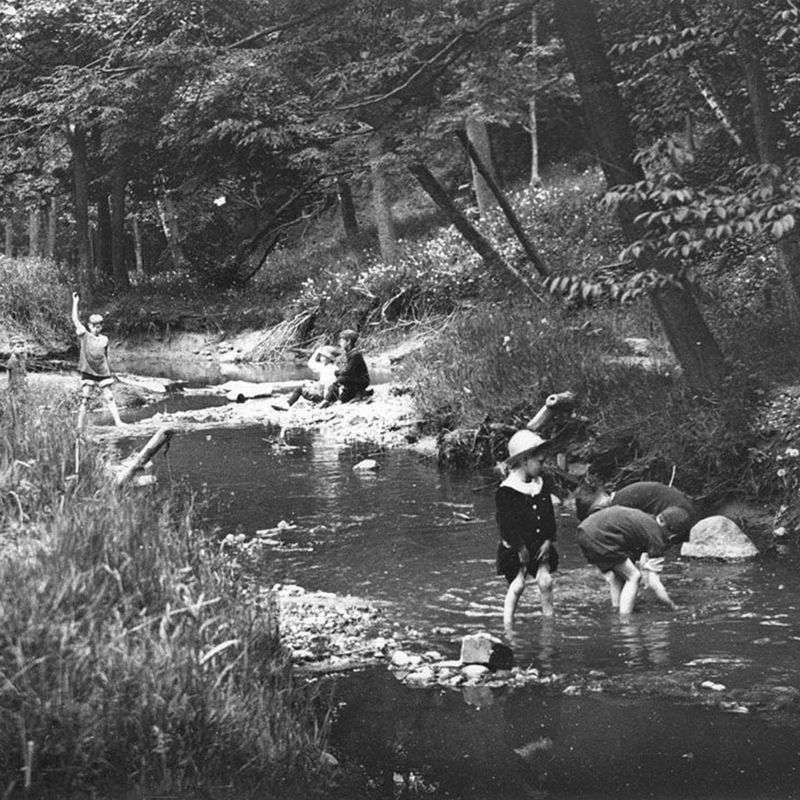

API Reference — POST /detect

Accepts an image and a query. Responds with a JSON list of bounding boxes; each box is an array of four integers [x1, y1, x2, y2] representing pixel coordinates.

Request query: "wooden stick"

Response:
[[116, 425, 173, 485]]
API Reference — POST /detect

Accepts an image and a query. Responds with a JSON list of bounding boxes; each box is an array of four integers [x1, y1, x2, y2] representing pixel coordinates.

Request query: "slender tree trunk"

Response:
[[67, 124, 91, 294], [465, 116, 497, 216], [368, 133, 398, 263], [155, 176, 186, 269], [96, 187, 113, 278], [687, 65, 744, 149], [554, 0, 728, 392], [131, 214, 145, 276], [27, 207, 41, 257], [2, 215, 12, 256], [456, 129, 550, 278], [110, 158, 129, 287], [408, 160, 541, 298], [529, 7, 541, 188], [337, 176, 359, 247], [732, 1, 800, 326], [684, 112, 695, 156], [46, 196, 58, 259]]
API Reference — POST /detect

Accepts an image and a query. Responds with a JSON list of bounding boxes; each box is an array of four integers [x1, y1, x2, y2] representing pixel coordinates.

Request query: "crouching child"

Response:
[[576, 505, 689, 615]]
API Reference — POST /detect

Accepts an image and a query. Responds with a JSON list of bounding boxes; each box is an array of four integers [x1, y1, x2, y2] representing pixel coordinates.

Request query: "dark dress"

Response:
[[577, 506, 667, 573], [495, 473, 559, 582]]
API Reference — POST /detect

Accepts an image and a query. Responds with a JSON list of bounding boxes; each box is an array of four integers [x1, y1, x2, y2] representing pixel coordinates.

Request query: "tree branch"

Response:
[[336, 0, 539, 112]]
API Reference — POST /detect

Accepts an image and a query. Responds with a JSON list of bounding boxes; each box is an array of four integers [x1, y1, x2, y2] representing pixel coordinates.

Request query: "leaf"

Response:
[[199, 639, 240, 666]]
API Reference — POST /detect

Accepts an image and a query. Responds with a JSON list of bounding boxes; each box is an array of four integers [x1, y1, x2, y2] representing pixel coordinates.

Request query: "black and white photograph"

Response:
[[2, 1, 800, 797]]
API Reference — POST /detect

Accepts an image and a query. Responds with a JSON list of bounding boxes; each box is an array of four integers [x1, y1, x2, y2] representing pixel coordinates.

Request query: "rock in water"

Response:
[[680, 516, 758, 559], [459, 632, 514, 671], [353, 458, 379, 471]]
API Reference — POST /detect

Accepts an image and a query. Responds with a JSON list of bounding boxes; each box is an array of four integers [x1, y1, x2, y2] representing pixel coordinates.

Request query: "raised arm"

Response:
[[71, 292, 86, 334], [306, 348, 324, 376]]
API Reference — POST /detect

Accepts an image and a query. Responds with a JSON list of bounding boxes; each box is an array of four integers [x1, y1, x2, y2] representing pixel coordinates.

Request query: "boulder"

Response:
[[353, 458, 380, 471], [680, 516, 759, 560], [459, 632, 514, 671]]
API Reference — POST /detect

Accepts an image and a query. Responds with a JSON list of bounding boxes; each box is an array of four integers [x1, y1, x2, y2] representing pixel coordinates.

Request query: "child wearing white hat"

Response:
[[495, 429, 559, 629]]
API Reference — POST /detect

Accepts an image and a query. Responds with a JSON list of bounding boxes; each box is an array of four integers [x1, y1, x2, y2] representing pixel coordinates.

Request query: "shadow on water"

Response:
[[121, 425, 800, 799], [331, 667, 800, 799]]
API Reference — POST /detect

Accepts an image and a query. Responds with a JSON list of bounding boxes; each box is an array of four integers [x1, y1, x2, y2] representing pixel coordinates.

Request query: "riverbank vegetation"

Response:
[[0, 393, 339, 798]]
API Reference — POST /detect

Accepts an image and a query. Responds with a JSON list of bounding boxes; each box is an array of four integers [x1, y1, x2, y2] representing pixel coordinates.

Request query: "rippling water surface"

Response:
[[129, 423, 800, 798]]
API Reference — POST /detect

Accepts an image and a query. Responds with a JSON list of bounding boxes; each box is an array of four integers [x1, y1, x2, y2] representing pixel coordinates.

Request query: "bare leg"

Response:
[[503, 568, 526, 630], [603, 570, 624, 609], [77, 385, 91, 429], [536, 563, 554, 617], [613, 559, 641, 616], [102, 386, 124, 426]]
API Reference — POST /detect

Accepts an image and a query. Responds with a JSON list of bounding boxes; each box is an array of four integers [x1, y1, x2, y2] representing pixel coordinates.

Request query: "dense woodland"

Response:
[[2, 0, 799, 389]]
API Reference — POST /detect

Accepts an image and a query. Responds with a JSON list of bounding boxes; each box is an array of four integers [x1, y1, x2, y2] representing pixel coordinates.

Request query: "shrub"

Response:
[[0, 256, 72, 348]]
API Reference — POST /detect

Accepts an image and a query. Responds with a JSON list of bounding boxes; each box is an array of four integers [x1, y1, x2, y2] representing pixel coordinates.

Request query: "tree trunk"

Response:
[[465, 116, 497, 216], [96, 187, 113, 278], [110, 158, 129, 287], [131, 214, 145, 276], [155, 177, 186, 269], [337, 177, 359, 247], [67, 124, 91, 294], [529, 7, 541, 188], [456, 129, 550, 277], [27, 207, 41, 257], [368, 133, 398, 263], [733, 1, 800, 326], [407, 160, 541, 298], [46, 196, 58, 259], [687, 65, 744, 149], [554, 0, 728, 392], [2, 215, 12, 256]]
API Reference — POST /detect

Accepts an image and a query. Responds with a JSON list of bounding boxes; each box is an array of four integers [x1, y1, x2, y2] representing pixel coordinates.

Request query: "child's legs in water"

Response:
[[610, 558, 641, 615], [603, 569, 624, 608], [503, 567, 527, 629], [536, 562, 554, 616]]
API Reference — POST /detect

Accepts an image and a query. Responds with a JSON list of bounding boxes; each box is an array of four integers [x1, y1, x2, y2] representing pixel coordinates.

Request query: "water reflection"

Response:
[[612, 618, 671, 667], [138, 426, 800, 693]]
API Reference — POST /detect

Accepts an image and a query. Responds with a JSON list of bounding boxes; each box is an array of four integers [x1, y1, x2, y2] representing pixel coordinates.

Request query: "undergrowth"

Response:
[[0, 395, 334, 799]]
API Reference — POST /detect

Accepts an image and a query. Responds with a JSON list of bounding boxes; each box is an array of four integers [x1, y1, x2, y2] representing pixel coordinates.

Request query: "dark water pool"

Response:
[[126, 425, 800, 799]]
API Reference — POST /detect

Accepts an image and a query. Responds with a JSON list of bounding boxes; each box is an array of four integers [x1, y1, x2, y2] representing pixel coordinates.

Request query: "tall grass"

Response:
[[0, 256, 72, 349], [406, 300, 759, 501], [0, 396, 332, 798]]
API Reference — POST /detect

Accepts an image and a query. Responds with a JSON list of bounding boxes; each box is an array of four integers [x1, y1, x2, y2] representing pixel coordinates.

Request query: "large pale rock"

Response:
[[680, 516, 758, 560], [459, 632, 513, 671]]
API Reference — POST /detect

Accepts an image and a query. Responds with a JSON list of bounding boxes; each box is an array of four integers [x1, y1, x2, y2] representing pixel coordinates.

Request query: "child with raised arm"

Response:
[[495, 430, 559, 629], [576, 505, 689, 615], [71, 292, 124, 428]]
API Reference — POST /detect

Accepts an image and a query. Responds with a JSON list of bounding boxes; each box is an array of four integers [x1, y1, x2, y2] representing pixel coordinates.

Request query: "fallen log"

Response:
[[115, 425, 174, 486]]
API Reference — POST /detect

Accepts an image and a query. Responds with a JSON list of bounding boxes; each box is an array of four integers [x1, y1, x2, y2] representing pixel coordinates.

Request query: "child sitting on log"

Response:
[[273, 344, 341, 409]]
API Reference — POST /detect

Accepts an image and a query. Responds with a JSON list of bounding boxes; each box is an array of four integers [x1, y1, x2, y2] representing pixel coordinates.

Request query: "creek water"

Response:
[[124, 421, 800, 799]]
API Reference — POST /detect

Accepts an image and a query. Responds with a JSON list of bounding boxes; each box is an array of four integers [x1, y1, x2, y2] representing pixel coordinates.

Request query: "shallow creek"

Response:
[[123, 421, 800, 799]]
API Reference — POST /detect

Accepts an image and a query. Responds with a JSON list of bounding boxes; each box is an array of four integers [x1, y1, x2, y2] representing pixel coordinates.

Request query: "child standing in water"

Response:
[[71, 292, 124, 429], [495, 430, 559, 629]]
